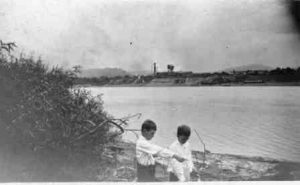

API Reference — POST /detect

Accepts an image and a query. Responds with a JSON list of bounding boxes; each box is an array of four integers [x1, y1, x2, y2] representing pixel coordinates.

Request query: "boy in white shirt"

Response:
[[136, 119, 185, 182], [168, 125, 194, 182]]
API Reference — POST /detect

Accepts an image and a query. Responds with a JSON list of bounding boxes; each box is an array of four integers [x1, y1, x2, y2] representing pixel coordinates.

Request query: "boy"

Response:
[[136, 119, 185, 182], [168, 125, 194, 182]]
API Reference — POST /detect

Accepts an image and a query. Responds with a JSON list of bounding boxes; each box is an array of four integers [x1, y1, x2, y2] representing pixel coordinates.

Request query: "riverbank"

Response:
[[103, 141, 300, 181], [75, 81, 300, 88], [1, 137, 300, 182]]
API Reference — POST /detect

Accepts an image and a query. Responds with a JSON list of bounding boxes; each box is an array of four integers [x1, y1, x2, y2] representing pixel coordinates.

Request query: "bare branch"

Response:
[[111, 113, 142, 127], [84, 119, 96, 126], [114, 113, 142, 122], [0, 40, 17, 53], [71, 120, 108, 143], [107, 119, 125, 134], [124, 129, 139, 139], [194, 129, 207, 167]]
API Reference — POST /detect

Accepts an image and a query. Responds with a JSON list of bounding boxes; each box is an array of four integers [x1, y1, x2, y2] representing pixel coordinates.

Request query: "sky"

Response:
[[1, 0, 300, 72]]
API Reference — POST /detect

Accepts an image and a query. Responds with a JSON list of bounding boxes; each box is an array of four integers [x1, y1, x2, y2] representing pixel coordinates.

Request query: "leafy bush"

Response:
[[1, 56, 113, 151], [0, 43, 125, 181]]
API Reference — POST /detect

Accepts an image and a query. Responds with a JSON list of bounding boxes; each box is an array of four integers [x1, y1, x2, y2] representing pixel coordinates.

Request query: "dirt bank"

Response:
[[104, 141, 300, 181]]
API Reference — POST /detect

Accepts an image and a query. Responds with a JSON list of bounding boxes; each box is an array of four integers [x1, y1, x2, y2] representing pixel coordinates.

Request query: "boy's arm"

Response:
[[156, 148, 186, 162], [137, 138, 174, 157], [169, 142, 186, 162], [137, 139, 185, 162]]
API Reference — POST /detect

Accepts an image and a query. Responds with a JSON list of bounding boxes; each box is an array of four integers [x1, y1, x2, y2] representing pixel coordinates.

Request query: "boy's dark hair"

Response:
[[141, 119, 157, 131], [177, 125, 191, 137]]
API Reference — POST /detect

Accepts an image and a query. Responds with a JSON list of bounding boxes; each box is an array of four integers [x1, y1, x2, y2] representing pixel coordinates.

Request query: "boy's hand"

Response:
[[173, 154, 186, 162]]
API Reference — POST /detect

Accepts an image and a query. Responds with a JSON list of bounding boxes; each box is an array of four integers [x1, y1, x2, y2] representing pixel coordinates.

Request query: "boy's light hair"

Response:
[[141, 119, 157, 132], [177, 125, 191, 137]]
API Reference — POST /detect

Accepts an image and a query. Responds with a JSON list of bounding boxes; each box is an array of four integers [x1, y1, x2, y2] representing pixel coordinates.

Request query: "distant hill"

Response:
[[79, 68, 131, 78], [223, 64, 273, 72], [128, 70, 152, 76]]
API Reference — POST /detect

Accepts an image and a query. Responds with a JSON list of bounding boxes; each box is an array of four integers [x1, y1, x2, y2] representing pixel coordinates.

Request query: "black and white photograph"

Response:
[[1, 0, 300, 182]]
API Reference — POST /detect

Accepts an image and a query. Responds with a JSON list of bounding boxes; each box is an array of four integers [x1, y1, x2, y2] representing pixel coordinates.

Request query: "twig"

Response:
[[112, 118, 128, 127], [111, 113, 142, 126], [194, 129, 207, 167], [84, 119, 96, 126], [71, 113, 140, 144], [71, 120, 108, 143], [72, 113, 139, 144], [124, 129, 139, 131], [124, 129, 139, 139], [119, 113, 142, 121], [106, 119, 125, 134], [0, 40, 17, 53], [113, 113, 141, 121]]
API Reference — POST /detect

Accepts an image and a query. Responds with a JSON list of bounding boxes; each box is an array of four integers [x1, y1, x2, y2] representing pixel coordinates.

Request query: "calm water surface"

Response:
[[87, 86, 300, 162]]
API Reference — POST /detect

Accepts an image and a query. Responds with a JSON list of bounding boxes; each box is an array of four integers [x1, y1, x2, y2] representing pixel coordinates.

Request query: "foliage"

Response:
[[0, 56, 113, 152], [0, 41, 130, 181]]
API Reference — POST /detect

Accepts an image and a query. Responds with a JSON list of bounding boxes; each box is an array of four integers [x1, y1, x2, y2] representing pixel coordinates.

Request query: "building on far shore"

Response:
[[153, 63, 194, 78]]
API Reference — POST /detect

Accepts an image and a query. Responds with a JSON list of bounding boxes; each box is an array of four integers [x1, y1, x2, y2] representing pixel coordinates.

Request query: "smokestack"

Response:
[[153, 62, 157, 76]]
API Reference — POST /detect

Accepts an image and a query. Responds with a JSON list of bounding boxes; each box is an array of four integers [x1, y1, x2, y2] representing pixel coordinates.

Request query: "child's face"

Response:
[[142, 129, 156, 140], [178, 135, 189, 144]]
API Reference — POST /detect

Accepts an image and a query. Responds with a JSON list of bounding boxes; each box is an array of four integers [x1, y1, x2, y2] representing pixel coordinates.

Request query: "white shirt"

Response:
[[136, 135, 175, 166], [168, 140, 194, 181]]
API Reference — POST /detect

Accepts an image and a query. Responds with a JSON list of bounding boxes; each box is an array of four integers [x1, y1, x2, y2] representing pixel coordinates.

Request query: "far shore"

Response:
[[75, 81, 300, 88]]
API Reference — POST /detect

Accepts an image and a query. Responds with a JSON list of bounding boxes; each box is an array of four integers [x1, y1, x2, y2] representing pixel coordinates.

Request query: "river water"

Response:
[[87, 86, 300, 162]]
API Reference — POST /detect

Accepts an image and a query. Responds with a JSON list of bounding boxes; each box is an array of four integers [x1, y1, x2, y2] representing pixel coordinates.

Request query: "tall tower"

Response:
[[153, 62, 157, 76]]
